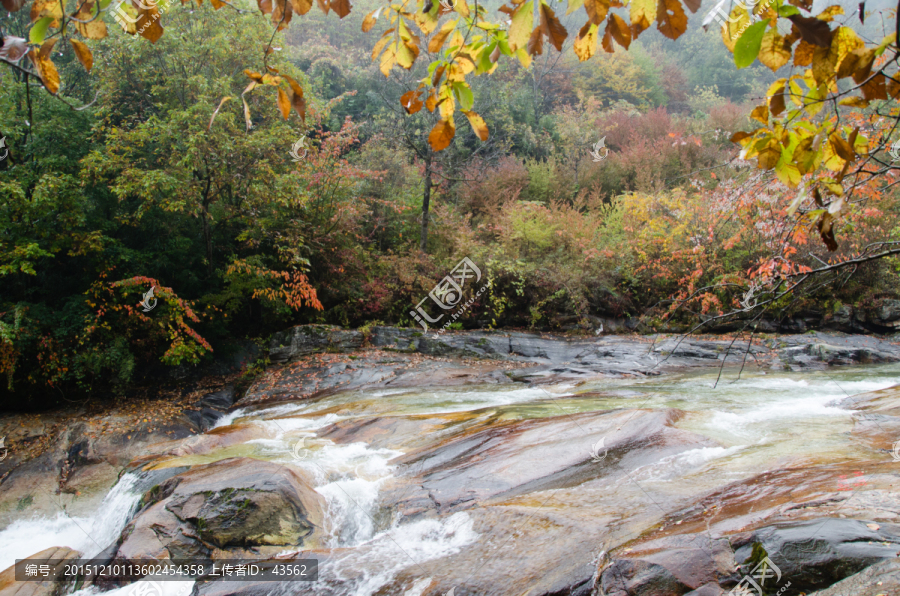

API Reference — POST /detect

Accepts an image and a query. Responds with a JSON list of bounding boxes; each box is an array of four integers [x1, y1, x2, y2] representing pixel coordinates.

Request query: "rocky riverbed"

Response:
[[2, 326, 900, 596]]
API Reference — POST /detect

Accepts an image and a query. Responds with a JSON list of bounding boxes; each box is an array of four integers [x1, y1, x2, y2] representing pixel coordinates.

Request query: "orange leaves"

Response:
[[69, 39, 93, 72], [291, 0, 313, 14], [362, 7, 380, 31], [330, 0, 351, 18], [538, 2, 568, 52], [401, 90, 424, 114], [428, 118, 456, 151], [283, 74, 307, 120], [429, 19, 457, 53], [655, 0, 686, 41], [277, 87, 292, 119], [602, 13, 631, 52], [28, 40, 59, 94]]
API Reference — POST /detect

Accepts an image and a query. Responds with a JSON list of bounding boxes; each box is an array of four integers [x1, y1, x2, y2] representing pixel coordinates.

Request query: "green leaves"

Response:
[[29, 16, 53, 44], [734, 20, 769, 69]]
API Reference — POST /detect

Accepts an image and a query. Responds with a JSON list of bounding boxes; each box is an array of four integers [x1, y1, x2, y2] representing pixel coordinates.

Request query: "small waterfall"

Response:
[[0, 473, 143, 571]]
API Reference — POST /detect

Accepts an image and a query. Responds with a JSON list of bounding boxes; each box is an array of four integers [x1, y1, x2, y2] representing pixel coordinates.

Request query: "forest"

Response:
[[1, 0, 899, 408]]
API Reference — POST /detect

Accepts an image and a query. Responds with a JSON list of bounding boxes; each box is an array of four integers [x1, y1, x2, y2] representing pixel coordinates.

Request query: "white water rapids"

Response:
[[2, 363, 900, 595]]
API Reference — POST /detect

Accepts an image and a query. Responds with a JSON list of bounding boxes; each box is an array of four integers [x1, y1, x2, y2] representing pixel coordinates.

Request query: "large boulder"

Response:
[[729, 519, 900, 593], [114, 458, 326, 561]]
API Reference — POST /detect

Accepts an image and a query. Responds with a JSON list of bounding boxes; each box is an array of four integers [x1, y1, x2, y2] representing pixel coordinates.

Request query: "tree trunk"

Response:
[[420, 150, 433, 253], [201, 194, 213, 276]]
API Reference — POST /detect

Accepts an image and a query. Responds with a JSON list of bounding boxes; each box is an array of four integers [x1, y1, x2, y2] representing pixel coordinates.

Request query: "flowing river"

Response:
[[3, 362, 900, 596]]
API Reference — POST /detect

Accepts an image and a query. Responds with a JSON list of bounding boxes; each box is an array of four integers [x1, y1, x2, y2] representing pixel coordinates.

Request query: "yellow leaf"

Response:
[[758, 28, 791, 71], [276, 87, 291, 119], [775, 160, 801, 188], [371, 28, 394, 60], [396, 40, 418, 69], [69, 39, 93, 72], [516, 46, 532, 67], [208, 96, 232, 130], [508, 1, 533, 51], [816, 4, 843, 21], [721, 5, 749, 52], [74, 0, 107, 39], [838, 96, 868, 108], [573, 21, 598, 60], [464, 110, 489, 141], [453, 0, 469, 18], [429, 19, 457, 53], [750, 104, 769, 124], [241, 81, 256, 132], [629, 0, 656, 37], [30, 0, 62, 26], [380, 44, 397, 76], [828, 27, 864, 73], [428, 117, 456, 151]]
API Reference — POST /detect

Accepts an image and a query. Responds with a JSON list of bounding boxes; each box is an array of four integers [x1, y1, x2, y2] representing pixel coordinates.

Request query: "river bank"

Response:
[[2, 327, 900, 596]]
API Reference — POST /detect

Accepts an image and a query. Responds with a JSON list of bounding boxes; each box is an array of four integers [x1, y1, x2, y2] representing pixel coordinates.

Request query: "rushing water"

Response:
[[4, 363, 900, 595]]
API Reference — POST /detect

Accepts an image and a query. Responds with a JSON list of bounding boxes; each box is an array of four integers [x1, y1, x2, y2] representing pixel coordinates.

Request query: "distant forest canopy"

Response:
[[0, 0, 898, 408]]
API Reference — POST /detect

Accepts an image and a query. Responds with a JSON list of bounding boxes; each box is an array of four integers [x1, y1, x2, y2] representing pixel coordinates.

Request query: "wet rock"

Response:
[[730, 518, 900, 593], [386, 408, 718, 515], [807, 558, 900, 596], [0, 547, 81, 596], [598, 535, 736, 596], [269, 325, 363, 363], [114, 458, 326, 561]]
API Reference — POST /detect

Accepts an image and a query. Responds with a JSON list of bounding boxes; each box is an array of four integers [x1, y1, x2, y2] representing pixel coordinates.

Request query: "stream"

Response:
[[4, 362, 900, 595]]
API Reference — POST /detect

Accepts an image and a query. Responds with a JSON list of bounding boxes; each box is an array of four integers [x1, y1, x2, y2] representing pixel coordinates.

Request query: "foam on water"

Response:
[[0, 474, 142, 571], [332, 512, 478, 596]]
